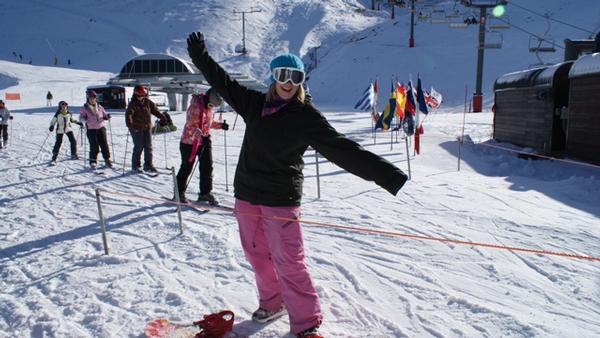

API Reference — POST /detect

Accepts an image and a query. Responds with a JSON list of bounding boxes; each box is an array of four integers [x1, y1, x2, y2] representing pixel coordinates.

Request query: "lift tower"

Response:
[[460, 0, 507, 112]]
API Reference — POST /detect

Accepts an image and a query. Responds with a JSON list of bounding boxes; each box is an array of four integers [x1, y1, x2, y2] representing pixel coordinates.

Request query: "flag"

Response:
[[395, 82, 406, 120], [402, 81, 416, 136], [414, 77, 429, 155], [354, 83, 375, 111], [375, 84, 399, 130], [427, 87, 443, 109], [405, 80, 416, 117], [416, 77, 429, 115]]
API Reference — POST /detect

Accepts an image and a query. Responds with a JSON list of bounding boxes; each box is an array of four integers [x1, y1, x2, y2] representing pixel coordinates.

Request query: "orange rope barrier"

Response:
[[98, 189, 600, 263]]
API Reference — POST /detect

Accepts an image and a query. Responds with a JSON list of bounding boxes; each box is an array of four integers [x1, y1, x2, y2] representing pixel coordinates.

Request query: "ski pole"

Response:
[[163, 129, 168, 169], [35, 130, 53, 160], [232, 112, 239, 130], [108, 119, 115, 164], [185, 156, 199, 192], [223, 124, 229, 192], [79, 125, 84, 162], [83, 125, 87, 168], [122, 133, 129, 176], [9, 117, 13, 147]]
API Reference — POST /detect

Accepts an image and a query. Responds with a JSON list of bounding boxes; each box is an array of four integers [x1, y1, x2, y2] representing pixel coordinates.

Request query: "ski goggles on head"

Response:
[[272, 67, 305, 86]]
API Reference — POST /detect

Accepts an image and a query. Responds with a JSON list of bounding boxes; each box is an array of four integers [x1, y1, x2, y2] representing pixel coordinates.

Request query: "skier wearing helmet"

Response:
[[174, 87, 228, 204], [79, 89, 113, 168], [49, 101, 83, 163], [125, 85, 166, 173]]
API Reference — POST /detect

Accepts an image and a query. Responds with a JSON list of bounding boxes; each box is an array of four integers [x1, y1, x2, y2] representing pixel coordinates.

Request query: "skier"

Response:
[[0, 100, 13, 148], [79, 90, 112, 168], [174, 88, 228, 204], [49, 101, 83, 163], [46, 91, 53, 106], [187, 32, 408, 338], [125, 85, 166, 173]]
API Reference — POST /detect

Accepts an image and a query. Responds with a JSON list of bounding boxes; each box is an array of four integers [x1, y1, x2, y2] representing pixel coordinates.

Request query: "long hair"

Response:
[[265, 83, 305, 104]]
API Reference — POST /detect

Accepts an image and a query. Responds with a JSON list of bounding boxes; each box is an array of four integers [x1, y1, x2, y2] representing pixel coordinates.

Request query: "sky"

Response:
[[1, 1, 600, 337]]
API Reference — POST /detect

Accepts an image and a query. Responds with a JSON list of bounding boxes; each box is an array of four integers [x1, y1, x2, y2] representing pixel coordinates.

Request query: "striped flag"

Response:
[[354, 82, 376, 111]]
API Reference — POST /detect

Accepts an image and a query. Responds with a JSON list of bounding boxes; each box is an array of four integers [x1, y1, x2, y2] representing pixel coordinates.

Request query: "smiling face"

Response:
[[274, 80, 299, 101]]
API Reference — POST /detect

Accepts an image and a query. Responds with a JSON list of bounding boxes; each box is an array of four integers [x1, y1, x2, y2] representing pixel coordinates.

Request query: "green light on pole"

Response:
[[492, 5, 505, 17]]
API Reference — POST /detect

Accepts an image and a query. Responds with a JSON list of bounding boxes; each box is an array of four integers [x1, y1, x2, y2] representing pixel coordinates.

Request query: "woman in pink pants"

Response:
[[187, 32, 408, 338]]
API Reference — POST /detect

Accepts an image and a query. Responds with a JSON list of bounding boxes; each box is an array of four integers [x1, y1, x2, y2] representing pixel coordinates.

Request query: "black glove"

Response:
[[9, 116, 13, 120], [49, 125, 54, 132], [221, 121, 229, 131], [103, 113, 111, 120], [76, 121, 83, 126], [187, 32, 206, 60], [159, 115, 167, 125]]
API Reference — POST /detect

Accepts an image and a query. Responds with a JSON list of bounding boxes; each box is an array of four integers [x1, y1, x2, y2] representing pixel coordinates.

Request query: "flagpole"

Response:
[[458, 84, 468, 171]]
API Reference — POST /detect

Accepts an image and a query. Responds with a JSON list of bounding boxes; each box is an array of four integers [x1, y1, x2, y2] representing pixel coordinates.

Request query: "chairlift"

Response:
[[449, 22, 469, 29], [488, 16, 510, 30], [484, 31, 503, 49], [430, 8, 448, 24], [528, 36, 556, 53], [446, 8, 461, 18], [418, 10, 430, 22], [528, 14, 556, 53]]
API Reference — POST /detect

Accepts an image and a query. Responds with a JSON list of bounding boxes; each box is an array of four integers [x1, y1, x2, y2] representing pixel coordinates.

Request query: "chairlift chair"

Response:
[[484, 31, 503, 49], [449, 22, 469, 29], [488, 17, 510, 30], [430, 9, 448, 24], [528, 36, 556, 53]]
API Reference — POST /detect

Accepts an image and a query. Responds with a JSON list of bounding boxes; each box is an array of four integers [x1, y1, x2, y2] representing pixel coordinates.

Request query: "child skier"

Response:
[[0, 100, 13, 149], [49, 101, 83, 163]]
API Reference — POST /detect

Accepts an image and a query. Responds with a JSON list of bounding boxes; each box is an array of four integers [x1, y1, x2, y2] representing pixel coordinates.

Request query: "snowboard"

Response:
[[145, 311, 236, 338], [144, 319, 199, 338]]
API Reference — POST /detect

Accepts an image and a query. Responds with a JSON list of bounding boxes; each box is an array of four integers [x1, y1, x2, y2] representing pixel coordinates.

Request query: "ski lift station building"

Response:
[[105, 54, 266, 111], [493, 52, 600, 165]]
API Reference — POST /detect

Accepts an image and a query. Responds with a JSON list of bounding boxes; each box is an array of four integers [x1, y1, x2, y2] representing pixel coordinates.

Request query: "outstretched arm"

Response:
[[303, 107, 408, 196], [187, 32, 263, 121]]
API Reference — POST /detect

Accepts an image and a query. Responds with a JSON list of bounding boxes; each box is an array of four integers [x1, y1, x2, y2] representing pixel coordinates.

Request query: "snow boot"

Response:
[[297, 326, 323, 338], [251, 306, 287, 324], [144, 165, 158, 173], [197, 192, 218, 205]]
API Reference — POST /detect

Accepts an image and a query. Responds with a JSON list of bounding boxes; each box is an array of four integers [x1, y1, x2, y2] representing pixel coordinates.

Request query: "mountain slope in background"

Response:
[[1, 0, 598, 108]]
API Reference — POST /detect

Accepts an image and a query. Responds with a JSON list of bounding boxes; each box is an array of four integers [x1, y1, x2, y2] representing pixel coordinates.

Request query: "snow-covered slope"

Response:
[[1, 1, 600, 337]]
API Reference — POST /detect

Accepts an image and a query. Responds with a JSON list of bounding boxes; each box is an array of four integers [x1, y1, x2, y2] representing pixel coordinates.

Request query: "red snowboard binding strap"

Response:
[[193, 310, 235, 338]]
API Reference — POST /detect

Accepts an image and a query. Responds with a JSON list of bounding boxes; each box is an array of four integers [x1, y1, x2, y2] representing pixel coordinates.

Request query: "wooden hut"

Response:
[[493, 61, 573, 154], [566, 53, 600, 164]]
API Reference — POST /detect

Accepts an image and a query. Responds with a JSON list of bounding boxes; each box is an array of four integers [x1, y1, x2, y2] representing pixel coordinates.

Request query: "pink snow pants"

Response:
[[234, 198, 322, 334]]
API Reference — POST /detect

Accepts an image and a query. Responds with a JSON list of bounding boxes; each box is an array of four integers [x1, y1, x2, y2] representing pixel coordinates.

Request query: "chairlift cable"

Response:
[[509, 1, 595, 35], [494, 16, 564, 50]]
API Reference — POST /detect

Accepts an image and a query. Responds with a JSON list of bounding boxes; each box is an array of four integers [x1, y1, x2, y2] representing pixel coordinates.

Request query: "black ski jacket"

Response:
[[190, 47, 408, 206]]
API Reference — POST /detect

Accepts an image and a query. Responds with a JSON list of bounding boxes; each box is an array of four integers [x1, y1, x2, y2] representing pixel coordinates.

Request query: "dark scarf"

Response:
[[261, 92, 291, 117]]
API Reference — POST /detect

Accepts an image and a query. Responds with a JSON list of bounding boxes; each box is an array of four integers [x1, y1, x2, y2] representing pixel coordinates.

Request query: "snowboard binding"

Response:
[[193, 310, 235, 338]]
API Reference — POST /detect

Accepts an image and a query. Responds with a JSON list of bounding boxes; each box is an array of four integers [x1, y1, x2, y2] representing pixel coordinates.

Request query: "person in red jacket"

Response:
[[187, 32, 408, 338], [175, 88, 228, 204], [125, 85, 165, 173]]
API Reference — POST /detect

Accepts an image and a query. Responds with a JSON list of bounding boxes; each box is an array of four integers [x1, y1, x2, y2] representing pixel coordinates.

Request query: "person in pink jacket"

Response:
[[79, 90, 112, 168], [175, 88, 228, 204]]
